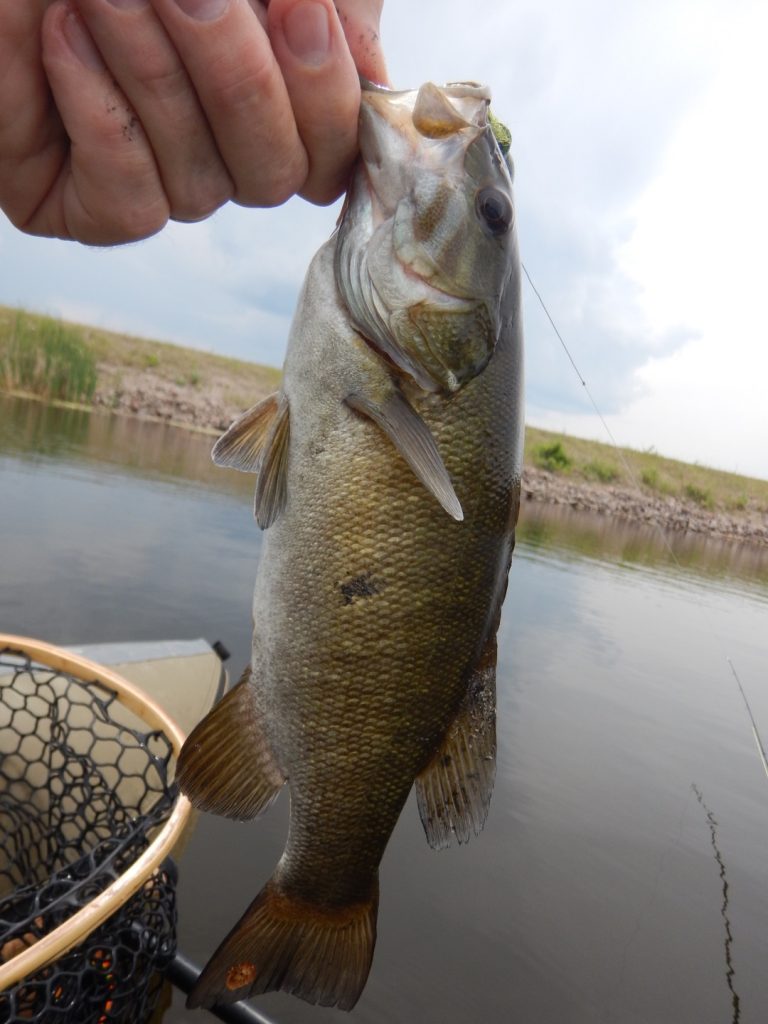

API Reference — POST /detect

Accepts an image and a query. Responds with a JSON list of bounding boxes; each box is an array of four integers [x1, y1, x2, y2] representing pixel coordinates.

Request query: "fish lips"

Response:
[[357, 82, 489, 222]]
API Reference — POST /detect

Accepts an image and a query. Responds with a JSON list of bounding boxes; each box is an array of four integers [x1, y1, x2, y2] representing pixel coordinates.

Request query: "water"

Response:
[[1, 394, 767, 1023]]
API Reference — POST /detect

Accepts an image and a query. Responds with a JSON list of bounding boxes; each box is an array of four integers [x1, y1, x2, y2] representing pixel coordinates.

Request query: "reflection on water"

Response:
[[519, 500, 768, 593], [0, 393, 250, 499], [4, 395, 767, 590], [692, 785, 741, 1023], [2, 394, 768, 1024]]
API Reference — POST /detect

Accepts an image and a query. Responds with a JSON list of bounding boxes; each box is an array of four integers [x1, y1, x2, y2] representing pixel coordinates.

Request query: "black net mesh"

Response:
[[0, 646, 179, 1023]]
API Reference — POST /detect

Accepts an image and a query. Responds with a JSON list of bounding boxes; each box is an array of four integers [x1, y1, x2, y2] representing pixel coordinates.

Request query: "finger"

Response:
[[268, 0, 360, 205], [40, 1, 170, 243], [148, 0, 308, 207], [73, 0, 233, 222], [0, 1, 68, 230], [335, 0, 388, 85]]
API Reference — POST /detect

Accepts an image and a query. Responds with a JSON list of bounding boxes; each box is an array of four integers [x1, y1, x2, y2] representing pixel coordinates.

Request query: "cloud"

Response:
[[1, 0, 765, 477], [529, 0, 768, 478]]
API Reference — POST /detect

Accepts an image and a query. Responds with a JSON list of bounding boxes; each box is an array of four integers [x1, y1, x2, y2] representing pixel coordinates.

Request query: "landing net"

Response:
[[0, 639, 191, 1023]]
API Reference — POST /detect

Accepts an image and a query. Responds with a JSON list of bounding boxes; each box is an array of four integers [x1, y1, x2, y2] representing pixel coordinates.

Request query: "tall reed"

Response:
[[0, 312, 97, 403]]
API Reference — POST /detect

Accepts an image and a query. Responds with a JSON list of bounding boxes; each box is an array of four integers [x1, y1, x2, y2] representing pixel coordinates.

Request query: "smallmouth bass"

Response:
[[178, 79, 524, 1012]]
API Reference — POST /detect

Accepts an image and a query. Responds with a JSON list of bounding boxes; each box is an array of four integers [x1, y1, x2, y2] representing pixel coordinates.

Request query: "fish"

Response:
[[177, 79, 524, 1012]]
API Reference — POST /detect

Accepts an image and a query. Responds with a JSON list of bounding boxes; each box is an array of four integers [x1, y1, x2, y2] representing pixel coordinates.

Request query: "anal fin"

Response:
[[415, 639, 497, 849], [177, 670, 285, 820]]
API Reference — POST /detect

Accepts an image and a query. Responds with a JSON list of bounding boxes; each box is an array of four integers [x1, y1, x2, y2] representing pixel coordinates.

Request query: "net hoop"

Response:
[[0, 633, 192, 993]]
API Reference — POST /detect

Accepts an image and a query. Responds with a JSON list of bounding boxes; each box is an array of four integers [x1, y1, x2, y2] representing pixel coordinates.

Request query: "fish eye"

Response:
[[475, 187, 512, 237]]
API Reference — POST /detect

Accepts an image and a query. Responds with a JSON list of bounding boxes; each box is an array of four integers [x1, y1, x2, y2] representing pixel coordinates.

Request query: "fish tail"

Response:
[[187, 875, 379, 1012]]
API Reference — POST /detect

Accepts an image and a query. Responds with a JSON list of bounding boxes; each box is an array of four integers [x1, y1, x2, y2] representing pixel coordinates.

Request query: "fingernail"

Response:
[[105, 0, 149, 9], [62, 7, 106, 71], [283, 1, 331, 67], [172, 0, 229, 21]]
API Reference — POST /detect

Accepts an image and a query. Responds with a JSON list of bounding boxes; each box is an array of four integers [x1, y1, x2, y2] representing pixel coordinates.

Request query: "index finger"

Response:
[[148, 0, 308, 206], [0, 1, 68, 228]]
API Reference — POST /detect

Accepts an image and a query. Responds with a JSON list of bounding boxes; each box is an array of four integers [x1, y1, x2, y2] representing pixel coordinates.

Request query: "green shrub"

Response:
[[0, 312, 97, 403], [534, 441, 571, 472], [640, 467, 676, 495], [584, 460, 618, 483], [683, 483, 713, 508], [641, 468, 659, 489]]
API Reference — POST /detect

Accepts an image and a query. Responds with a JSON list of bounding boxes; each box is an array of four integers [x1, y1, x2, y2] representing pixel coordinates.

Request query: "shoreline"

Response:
[[5, 385, 768, 547], [521, 467, 767, 546]]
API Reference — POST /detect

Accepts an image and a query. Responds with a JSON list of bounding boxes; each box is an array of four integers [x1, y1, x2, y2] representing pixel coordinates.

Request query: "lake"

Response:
[[1, 394, 767, 1023]]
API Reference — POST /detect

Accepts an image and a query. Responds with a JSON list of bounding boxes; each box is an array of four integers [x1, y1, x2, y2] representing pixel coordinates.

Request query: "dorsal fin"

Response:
[[253, 398, 291, 529], [212, 393, 279, 472], [345, 389, 463, 521]]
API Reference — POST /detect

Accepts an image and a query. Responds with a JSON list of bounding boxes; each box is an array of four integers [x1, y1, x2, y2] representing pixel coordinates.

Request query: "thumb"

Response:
[[336, 0, 389, 85]]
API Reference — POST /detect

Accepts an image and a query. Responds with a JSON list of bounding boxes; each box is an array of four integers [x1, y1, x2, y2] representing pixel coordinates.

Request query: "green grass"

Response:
[[0, 310, 97, 403]]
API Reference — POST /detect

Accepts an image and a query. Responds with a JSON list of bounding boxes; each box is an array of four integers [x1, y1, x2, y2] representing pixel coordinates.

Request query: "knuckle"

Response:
[[210, 50, 280, 116], [87, 196, 169, 245], [234, 149, 307, 208], [300, 173, 346, 207], [169, 178, 233, 223], [134, 59, 190, 105]]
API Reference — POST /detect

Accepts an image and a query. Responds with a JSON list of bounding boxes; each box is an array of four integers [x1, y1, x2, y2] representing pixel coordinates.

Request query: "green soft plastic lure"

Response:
[[488, 110, 511, 155]]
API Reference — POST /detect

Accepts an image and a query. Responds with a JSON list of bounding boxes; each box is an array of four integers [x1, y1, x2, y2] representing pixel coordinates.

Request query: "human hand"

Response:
[[0, 0, 387, 245]]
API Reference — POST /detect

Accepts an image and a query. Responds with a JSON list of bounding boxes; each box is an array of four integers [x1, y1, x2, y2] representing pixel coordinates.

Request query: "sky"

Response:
[[1, 0, 767, 479]]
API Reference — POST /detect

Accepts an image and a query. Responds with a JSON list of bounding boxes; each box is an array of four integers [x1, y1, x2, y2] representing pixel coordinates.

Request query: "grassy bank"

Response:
[[2, 306, 766, 519], [0, 305, 281, 416], [525, 428, 768, 516], [0, 309, 97, 403]]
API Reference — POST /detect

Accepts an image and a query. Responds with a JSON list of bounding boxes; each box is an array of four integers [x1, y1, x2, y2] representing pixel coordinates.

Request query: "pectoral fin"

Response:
[[177, 670, 285, 820], [212, 393, 279, 472], [345, 389, 463, 521], [415, 638, 497, 849], [253, 398, 290, 529], [211, 392, 291, 528]]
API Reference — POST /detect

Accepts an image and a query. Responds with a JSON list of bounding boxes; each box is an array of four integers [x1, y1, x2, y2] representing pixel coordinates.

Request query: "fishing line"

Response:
[[523, 260, 676, 514], [727, 658, 768, 780], [520, 260, 767, 780]]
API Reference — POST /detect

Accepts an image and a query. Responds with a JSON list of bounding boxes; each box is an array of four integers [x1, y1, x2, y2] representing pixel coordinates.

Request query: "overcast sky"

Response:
[[1, 0, 766, 479]]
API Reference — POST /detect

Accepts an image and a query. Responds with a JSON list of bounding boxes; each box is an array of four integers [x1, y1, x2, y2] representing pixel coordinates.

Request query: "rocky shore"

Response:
[[92, 367, 250, 433], [84, 373, 767, 548], [522, 467, 768, 546]]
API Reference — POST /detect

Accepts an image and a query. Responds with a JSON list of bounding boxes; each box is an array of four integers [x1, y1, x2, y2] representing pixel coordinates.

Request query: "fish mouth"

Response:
[[359, 78, 491, 113]]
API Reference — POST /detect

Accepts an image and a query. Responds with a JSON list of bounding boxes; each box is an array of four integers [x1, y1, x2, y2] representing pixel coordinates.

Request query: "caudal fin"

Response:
[[188, 876, 379, 1012]]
